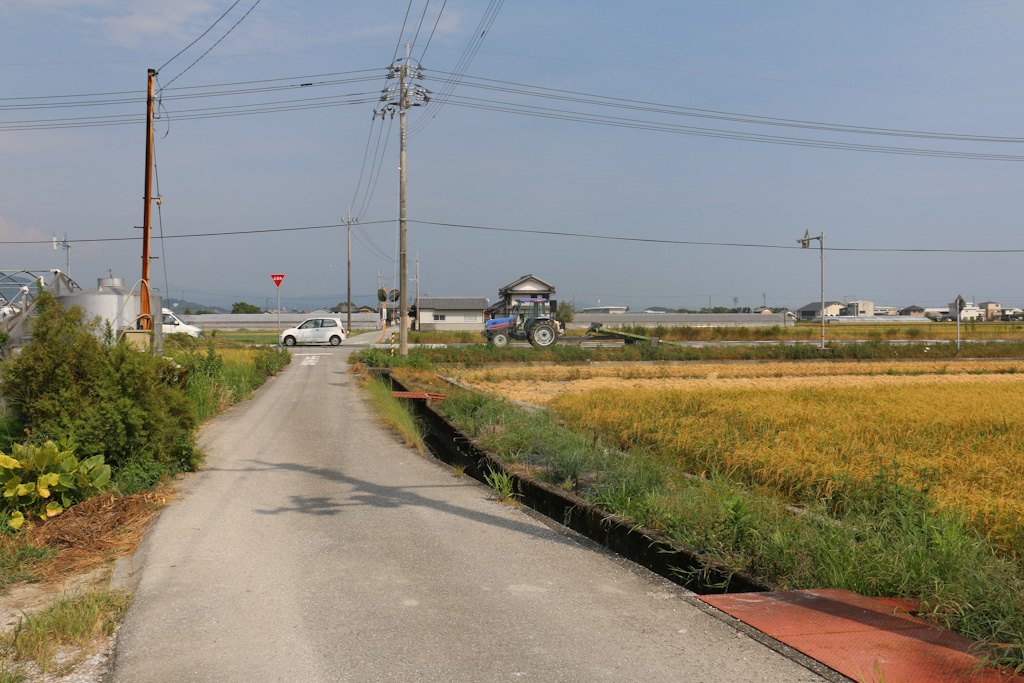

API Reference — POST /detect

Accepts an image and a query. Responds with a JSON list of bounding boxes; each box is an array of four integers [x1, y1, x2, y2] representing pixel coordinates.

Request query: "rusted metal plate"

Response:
[[700, 589, 1022, 683], [391, 391, 445, 401]]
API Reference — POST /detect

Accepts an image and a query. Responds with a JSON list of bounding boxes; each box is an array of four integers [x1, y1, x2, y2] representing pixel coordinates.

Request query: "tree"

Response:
[[555, 301, 576, 325], [231, 301, 261, 314]]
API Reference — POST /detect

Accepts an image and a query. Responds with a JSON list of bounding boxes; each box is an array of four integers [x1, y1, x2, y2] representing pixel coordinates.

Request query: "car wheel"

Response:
[[330, 335, 342, 346], [490, 332, 510, 348], [283, 336, 296, 347], [529, 323, 557, 347]]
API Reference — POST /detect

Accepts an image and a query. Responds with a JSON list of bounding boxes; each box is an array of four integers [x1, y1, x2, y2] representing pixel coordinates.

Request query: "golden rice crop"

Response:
[[549, 380, 1024, 550]]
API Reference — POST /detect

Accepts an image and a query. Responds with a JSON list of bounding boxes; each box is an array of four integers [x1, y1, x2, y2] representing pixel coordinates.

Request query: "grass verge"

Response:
[[364, 378, 426, 455], [436, 387, 1024, 670], [1, 588, 131, 676]]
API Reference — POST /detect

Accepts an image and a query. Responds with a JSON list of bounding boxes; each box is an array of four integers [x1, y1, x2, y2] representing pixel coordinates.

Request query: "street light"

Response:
[[797, 230, 826, 350]]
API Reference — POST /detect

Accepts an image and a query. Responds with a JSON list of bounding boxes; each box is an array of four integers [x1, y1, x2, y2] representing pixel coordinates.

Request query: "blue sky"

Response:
[[2, 1, 1024, 311]]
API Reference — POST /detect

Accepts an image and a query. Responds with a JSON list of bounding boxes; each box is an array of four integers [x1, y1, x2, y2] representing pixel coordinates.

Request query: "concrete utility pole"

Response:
[[414, 254, 420, 332], [346, 215, 353, 334], [141, 68, 157, 332], [398, 47, 409, 357], [797, 230, 826, 349], [374, 45, 428, 357]]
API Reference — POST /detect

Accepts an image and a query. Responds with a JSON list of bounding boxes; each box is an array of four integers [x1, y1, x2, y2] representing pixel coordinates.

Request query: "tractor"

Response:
[[483, 297, 562, 348]]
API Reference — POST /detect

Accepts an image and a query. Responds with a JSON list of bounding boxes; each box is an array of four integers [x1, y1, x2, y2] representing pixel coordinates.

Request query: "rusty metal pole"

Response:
[[141, 68, 156, 331]]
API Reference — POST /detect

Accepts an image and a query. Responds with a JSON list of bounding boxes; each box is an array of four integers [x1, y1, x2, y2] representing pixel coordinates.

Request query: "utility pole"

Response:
[[375, 45, 428, 357], [797, 230, 826, 349], [344, 214, 353, 334], [141, 68, 157, 332], [414, 253, 420, 332]]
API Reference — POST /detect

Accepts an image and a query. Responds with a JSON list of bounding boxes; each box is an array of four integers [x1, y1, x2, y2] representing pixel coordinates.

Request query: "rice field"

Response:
[[453, 360, 1024, 553]]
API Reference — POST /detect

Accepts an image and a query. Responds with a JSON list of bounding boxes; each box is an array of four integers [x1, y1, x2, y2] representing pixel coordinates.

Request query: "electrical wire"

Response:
[[410, 1, 432, 52], [6, 217, 1024, 254], [407, 219, 1024, 253], [158, 0, 244, 72], [161, 0, 264, 90], [391, 0, 416, 64], [0, 221, 391, 245], [418, 0, 447, 63], [407, 0, 504, 137]]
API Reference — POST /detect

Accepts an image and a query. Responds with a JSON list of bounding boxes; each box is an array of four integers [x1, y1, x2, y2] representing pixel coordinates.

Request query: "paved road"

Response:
[[109, 332, 828, 682]]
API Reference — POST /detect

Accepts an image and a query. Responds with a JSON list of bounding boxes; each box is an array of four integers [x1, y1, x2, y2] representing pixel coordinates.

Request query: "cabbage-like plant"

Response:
[[0, 437, 110, 530]]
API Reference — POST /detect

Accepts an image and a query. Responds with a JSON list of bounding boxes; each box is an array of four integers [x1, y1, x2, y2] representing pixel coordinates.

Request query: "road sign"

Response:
[[953, 295, 966, 312], [271, 274, 285, 288]]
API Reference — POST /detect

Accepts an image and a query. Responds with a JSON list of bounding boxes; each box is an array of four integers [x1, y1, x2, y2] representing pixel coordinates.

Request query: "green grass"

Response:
[[365, 378, 426, 454], [1, 588, 131, 674], [437, 388, 1024, 669], [0, 537, 54, 588]]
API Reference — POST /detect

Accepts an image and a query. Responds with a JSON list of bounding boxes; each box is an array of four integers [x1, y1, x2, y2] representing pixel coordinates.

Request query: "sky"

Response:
[[2, 1, 1024, 312]]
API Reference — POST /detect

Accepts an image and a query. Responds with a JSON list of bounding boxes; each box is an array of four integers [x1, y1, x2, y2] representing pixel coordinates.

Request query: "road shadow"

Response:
[[230, 458, 581, 547]]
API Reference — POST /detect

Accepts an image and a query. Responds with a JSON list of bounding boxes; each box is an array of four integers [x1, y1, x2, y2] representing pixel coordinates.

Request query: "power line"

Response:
[[0, 221, 391, 245], [5, 215, 1024, 254], [161, 0, 264, 90], [406, 0, 504, 137], [407, 219, 1024, 253], [158, 0, 244, 72], [418, 0, 448, 63]]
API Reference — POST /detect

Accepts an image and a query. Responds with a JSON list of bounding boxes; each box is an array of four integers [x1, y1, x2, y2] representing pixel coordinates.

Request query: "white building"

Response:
[[416, 297, 489, 331]]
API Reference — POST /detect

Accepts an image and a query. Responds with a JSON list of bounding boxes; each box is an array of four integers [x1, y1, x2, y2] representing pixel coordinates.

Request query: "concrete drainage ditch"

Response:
[[384, 373, 774, 596]]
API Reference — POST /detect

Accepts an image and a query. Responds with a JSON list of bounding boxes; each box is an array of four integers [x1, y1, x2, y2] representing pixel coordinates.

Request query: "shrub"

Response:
[[0, 291, 198, 478], [0, 438, 111, 530]]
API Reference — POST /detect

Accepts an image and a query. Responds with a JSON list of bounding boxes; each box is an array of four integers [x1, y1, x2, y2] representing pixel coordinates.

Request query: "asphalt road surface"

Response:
[[109, 332, 828, 682]]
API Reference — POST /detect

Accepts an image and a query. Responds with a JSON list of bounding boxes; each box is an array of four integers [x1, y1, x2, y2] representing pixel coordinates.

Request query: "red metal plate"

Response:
[[700, 589, 1022, 683]]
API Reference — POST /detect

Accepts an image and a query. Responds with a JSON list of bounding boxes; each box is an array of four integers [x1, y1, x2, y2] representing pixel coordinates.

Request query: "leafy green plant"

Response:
[[483, 468, 520, 505], [0, 438, 110, 529]]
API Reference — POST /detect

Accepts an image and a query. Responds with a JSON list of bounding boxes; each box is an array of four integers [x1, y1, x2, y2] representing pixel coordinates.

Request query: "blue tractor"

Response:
[[484, 297, 561, 348]]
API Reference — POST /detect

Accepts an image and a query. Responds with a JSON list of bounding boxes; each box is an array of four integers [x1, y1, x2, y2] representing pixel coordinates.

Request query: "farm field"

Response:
[[449, 359, 1024, 551]]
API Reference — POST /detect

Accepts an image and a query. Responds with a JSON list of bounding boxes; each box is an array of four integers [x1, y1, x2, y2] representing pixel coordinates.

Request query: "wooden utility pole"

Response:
[[398, 46, 409, 357], [141, 68, 157, 331]]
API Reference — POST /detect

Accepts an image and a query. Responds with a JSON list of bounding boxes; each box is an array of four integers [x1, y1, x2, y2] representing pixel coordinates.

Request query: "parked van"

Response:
[[162, 308, 203, 338]]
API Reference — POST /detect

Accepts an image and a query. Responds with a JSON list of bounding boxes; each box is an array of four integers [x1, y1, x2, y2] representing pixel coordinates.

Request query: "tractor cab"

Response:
[[484, 297, 561, 348]]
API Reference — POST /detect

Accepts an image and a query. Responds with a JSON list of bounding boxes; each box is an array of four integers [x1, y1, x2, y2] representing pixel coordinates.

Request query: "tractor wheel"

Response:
[[529, 322, 558, 348], [490, 332, 510, 348]]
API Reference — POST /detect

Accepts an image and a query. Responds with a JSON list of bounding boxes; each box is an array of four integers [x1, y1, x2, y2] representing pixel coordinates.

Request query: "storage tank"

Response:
[[56, 277, 162, 340]]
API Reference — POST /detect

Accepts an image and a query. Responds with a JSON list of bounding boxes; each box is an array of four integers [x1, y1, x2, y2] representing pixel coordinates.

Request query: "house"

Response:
[[979, 302, 1003, 321], [356, 305, 375, 314], [900, 305, 927, 317], [752, 306, 775, 315], [841, 300, 874, 317], [948, 300, 983, 321], [796, 301, 844, 320], [415, 297, 489, 331], [488, 274, 556, 318]]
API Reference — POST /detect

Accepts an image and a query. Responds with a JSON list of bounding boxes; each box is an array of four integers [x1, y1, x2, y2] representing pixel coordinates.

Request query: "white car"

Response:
[[162, 308, 203, 338], [280, 317, 347, 347]]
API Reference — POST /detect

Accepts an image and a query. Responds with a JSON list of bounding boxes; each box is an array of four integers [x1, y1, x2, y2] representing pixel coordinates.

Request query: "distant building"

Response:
[[872, 305, 899, 316], [796, 301, 844, 320], [979, 301, 1004, 321], [416, 297, 489, 331], [948, 300, 983, 321], [752, 306, 775, 315], [581, 306, 627, 314], [841, 300, 874, 317], [900, 305, 926, 317]]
